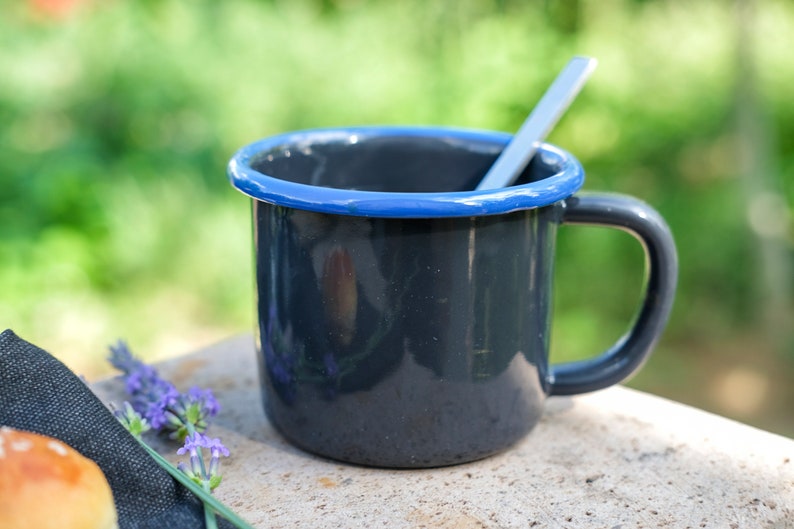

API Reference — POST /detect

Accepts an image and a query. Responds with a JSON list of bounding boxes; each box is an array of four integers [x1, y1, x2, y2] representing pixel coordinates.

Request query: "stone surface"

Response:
[[92, 335, 794, 528]]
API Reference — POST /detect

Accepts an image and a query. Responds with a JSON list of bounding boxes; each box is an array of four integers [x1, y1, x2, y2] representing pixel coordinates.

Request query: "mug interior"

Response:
[[250, 134, 559, 193]]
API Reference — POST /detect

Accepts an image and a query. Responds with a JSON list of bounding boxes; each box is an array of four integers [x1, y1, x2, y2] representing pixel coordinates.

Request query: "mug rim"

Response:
[[227, 126, 584, 218]]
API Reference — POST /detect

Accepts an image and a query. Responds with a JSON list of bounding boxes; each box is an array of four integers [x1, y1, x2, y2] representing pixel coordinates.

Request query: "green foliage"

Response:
[[0, 0, 792, 431]]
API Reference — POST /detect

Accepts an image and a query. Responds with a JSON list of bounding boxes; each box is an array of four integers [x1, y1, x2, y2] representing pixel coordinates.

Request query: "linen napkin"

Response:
[[0, 329, 234, 529]]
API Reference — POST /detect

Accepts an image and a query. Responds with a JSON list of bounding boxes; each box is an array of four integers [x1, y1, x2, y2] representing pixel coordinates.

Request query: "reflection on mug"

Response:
[[260, 302, 299, 404], [321, 246, 358, 347]]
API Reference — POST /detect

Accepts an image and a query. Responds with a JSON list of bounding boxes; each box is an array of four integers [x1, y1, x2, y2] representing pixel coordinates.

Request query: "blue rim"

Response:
[[227, 126, 584, 218]]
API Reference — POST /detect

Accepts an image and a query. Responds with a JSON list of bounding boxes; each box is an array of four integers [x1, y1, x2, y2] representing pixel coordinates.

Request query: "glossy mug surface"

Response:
[[228, 127, 677, 468]]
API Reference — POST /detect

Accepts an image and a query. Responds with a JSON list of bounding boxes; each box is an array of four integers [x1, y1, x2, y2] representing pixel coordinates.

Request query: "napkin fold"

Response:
[[0, 329, 234, 529]]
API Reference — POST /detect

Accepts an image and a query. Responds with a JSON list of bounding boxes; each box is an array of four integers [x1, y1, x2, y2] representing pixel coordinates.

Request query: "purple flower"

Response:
[[185, 387, 221, 418], [178, 432, 230, 457], [108, 340, 143, 373], [124, 364, 160, 394], [177, 432, 229, 492], [165, 386, 221, 438], [109, 341, 177, 419], [107, 341, 219, 441], [142, 385, 180, 429]]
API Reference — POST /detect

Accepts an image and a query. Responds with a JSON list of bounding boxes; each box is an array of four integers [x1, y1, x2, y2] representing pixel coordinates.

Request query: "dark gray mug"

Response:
[[228, 126, 677, 468]]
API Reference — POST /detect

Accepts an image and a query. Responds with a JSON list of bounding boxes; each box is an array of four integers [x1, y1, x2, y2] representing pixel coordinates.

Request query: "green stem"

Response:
[[204, 497, 219, 529], [136, 440, 255, 529]]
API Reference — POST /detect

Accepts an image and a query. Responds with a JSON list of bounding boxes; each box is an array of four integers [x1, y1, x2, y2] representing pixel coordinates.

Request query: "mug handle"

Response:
[[549, 193, 678, 396]]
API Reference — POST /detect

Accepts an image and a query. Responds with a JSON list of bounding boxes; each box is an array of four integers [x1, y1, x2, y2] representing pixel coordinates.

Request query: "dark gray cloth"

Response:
[[0, 329, 233, 529]]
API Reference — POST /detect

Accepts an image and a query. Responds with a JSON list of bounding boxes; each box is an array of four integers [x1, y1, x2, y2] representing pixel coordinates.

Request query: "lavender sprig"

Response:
[[109, 341, 254, 529], [109, 340, 219, 441]]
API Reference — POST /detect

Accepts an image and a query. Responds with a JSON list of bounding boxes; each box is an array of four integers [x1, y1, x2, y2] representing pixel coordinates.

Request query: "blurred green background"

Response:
[[1, 0, 791, 436]]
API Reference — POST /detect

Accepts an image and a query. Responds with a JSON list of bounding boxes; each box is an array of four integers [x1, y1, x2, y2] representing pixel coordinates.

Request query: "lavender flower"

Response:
[[108, 340, 220, 441], [112, 401, 151, 439], [177, 432, 230, 492], [108, 340, 143, 373], [166, 387, 222, 439], [109, 340, 176, 420]]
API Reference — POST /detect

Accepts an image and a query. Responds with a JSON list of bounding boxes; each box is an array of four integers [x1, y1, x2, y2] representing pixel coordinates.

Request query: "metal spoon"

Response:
[[475, 56, 598, 191]]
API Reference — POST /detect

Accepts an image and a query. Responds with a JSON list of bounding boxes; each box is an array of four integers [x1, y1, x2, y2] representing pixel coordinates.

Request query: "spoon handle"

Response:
[[475, 56, 598, 191]]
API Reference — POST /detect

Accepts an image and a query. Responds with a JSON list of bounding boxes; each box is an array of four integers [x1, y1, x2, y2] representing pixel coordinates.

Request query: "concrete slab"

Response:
[[91, 335, 793, 528]]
